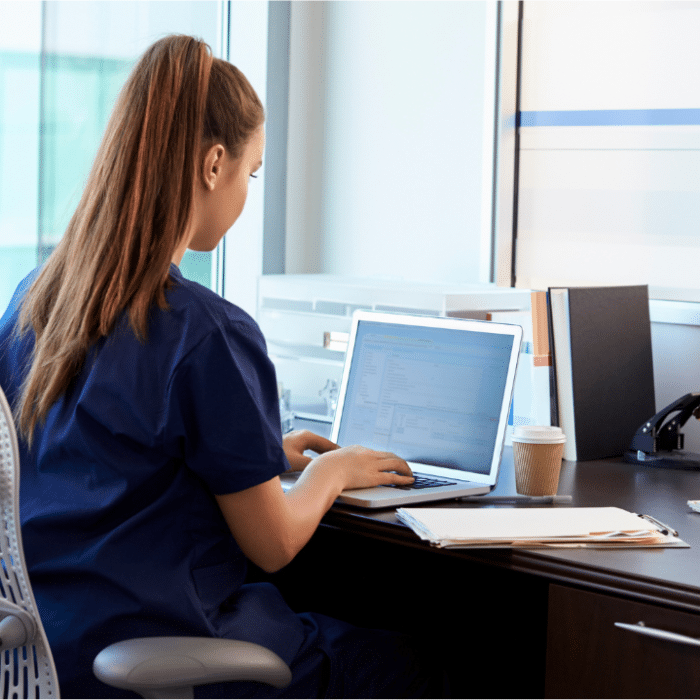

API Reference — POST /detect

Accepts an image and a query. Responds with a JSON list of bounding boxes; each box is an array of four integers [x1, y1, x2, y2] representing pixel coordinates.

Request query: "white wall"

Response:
[[286, 0, 495, 285]]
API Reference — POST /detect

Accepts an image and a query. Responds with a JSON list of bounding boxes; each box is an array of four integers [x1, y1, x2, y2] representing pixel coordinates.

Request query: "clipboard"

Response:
[[395, 507, 688, 549]]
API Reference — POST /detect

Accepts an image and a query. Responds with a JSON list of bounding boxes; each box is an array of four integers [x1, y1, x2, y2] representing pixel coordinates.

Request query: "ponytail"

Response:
[[16, 35, 264, 443]]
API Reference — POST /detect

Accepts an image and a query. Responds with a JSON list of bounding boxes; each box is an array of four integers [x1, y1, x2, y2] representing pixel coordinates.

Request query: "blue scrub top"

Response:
[[0, 265, 304, 698]]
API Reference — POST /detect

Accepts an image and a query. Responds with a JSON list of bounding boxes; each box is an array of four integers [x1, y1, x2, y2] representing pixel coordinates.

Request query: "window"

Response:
[[0, 1, 520, 319], [0, 0, 222, 313], [516, 1, 700, 300], [283, 1, 507, 286]]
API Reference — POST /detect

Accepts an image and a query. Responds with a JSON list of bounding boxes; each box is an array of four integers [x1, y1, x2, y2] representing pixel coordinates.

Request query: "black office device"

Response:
[[624, 392, 700, 470]]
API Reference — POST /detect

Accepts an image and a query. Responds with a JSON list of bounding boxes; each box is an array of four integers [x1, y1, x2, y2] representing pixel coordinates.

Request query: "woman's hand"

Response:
[[283, 431, 413, 490], [282, 429, 340, 471], [300, 444, 414, 492]]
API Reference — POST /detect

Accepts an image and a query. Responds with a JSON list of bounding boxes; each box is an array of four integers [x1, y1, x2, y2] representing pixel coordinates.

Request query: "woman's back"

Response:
[[0, 266, 303, 697]]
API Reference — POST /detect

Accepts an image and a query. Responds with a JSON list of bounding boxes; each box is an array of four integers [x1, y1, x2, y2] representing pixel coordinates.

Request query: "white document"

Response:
[[396, 506, 688, 549]]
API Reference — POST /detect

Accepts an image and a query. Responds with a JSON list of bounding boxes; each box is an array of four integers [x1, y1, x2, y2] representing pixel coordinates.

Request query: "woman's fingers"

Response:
[[379, 472, 415, 486], [299, 432, 340, 454], [283, 430, 340, 471], [332, 446, 414, 489], [378, 455, 413, 478], [284, 430, 339, 455]]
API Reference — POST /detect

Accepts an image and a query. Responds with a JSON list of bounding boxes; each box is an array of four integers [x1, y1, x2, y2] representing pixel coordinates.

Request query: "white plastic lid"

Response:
[[511, 425, 566, 444]]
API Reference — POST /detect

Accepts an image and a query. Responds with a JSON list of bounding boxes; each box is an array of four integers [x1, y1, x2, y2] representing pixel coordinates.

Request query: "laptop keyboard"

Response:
[[390, 473, 458, 491]]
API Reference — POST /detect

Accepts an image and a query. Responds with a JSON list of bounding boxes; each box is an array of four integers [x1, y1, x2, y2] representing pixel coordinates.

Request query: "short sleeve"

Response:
[[0, 269, 38, 329], [162, 318, 290, 494]]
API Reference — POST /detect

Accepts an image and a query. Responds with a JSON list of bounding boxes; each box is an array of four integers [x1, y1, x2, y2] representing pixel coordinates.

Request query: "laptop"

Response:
[[281, 310, 522, 508]]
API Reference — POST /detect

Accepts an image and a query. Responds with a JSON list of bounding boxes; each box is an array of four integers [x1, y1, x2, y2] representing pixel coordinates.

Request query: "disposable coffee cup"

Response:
[[511, 426, 566, 496]]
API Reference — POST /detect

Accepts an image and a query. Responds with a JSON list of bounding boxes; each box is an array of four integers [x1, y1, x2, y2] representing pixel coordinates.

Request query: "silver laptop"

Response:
[[281, 310, 522, 508]]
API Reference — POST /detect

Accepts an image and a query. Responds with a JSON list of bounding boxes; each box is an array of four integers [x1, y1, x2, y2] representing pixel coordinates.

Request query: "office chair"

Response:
[[0, 384, 292, 699], [0, 386, 59, 698]]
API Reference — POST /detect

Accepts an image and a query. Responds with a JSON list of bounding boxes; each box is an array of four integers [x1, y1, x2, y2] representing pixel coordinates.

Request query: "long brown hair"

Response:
[[15, 35, 264, 443]]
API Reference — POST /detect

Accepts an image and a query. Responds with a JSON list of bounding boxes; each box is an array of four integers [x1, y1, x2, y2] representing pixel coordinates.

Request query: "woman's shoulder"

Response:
[[93, 267, 271, 418], [161, 264, 264, 350]]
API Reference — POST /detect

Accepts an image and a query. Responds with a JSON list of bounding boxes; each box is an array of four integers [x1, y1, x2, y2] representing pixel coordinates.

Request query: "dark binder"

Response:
[[548, 285, 655, 461], [545, 291, 559, 427]]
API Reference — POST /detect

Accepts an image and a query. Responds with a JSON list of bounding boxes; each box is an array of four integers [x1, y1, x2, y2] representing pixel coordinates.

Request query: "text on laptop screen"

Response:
[[336, 320, 515, 475]]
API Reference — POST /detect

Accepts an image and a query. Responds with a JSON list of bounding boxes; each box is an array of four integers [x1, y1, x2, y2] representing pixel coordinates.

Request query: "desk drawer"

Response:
[[546, 584, 700, 698]]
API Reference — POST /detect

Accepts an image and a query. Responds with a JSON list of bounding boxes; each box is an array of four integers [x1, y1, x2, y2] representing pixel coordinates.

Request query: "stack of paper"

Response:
[[396, 507, 688, 549]]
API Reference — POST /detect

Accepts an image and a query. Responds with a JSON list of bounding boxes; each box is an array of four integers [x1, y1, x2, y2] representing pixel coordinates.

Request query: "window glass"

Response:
[[0, 0, 220, 313], [517, 1, 700, 299], [285, 1, 499, 285], [0, 1, 42, 310]]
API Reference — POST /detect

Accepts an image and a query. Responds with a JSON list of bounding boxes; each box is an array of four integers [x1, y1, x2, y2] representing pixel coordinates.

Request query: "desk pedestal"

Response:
[[547, 584, 700, 698]]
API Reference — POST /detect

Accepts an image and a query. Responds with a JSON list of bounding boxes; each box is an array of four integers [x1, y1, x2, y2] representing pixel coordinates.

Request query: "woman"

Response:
[[0, 35, 445, 698]]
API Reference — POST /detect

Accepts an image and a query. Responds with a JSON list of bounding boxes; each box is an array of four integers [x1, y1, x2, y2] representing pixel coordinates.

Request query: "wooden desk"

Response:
[[262, 449, 700, 698]]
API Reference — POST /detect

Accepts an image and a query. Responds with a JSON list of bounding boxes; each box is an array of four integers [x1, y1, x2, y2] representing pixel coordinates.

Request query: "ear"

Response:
[[201, 144, 226, 191]]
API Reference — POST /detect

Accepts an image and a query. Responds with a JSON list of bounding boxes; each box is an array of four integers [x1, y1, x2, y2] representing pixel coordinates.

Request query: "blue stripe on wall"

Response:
[[520, 109, 700, 127]]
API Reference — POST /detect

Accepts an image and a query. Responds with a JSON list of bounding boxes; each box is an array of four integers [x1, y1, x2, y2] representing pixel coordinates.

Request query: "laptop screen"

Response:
[[335, 318, 516, 476]]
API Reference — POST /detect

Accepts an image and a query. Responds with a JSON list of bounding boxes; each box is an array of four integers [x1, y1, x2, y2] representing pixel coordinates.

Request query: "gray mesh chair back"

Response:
[[0, 387, 59, 699]]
